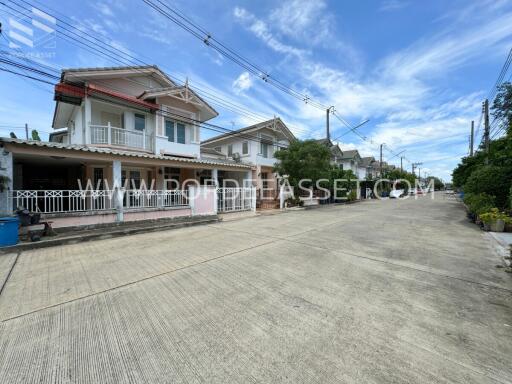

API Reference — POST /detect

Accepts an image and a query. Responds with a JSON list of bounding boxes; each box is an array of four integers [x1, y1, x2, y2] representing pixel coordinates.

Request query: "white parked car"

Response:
[[390, 189, 405, 198]]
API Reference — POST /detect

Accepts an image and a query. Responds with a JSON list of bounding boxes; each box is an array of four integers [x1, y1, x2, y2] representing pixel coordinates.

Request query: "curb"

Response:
[[485, 232, 512, 268], [0, 217, 219, 254]]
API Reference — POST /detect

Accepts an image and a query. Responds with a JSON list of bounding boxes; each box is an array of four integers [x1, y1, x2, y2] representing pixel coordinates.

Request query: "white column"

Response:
[[0, 151, 13, 215], [244, 169, 252, 188], [251, 187, 256, 212], [212, 168, 218, 187], [84, 96, 92, 145], [213, 187, 218, 214], [112, 160, 124, 222], [189, 185, 196, 215]]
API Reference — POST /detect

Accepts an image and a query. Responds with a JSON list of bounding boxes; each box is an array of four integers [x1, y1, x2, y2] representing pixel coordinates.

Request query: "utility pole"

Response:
[[379, 143, 384, 177], [326, 106, 334, 141], [400, 156, 404, 172], [412, 162, 422, 180], [25, 123, 29, 140], [469, 120, 474, 157], [483, 99, 490, 164]]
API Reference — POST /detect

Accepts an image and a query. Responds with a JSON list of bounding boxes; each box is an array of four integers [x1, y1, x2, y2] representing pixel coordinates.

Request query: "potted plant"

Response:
[[479, 208, 512, 232]]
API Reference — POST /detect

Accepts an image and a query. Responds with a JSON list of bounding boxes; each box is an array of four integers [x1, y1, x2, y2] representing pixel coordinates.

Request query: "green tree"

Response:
[[464, 165, 512, 209], [273, 140, 332, 189], [386, 168, 416, 191], [426, 176, 444, 190], [491, 82, 512, 136], [31, 129, 41, 141]]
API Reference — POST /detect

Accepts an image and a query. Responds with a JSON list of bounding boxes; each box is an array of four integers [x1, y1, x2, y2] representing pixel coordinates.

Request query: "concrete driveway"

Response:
[[0, 195, 511, 383]]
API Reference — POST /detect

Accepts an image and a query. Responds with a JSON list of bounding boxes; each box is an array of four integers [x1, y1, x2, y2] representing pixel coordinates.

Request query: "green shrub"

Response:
[[464, 193, 496, 215], [347, 190, 357, 201], [464, 165, 512, 209]]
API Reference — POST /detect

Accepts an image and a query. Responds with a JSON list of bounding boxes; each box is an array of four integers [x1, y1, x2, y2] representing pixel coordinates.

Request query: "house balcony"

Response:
[[90, 124, 154, 152]]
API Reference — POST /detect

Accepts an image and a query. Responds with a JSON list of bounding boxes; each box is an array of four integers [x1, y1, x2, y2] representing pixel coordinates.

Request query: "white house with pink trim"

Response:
[[0, 66, 256, 228]]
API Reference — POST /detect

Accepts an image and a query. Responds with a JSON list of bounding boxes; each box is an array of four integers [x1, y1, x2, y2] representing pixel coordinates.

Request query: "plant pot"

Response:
[[490, 219, 506, 232]]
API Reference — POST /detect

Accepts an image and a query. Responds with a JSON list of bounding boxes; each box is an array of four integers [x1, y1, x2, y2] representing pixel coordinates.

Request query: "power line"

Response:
[[3, 0, 312, 137], [2, 0, 388, 161]]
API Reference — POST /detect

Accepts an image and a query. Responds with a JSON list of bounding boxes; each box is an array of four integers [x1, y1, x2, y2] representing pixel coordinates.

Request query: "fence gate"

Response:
[[217, 187, 255, 213]]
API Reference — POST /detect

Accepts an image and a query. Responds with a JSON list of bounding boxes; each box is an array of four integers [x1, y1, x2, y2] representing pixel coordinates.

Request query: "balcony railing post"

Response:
[[142, 130, 146, 150], [107, 122, 112, 145]]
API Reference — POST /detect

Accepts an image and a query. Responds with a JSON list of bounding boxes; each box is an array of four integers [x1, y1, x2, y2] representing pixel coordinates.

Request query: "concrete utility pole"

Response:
[[469, 120, 474, 157], [412, 162, 422, 180], [25, 123, 29, 140], [483, 99, 490, 164], [379, 143, 384, 177], [400, 156, 404, 173], [326, 106, 334, 141]]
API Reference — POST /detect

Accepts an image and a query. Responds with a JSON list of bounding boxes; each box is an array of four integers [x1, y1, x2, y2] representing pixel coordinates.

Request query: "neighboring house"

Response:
[[201, 118, 296, 202], [360, 156, 377, 180], [339, 149, 362, 176], [0, 65, 255, 226], [314, 138, 344, 167]]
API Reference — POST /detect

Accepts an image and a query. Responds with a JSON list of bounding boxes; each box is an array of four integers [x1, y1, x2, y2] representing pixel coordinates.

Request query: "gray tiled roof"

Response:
[[0, 138, 252, 169]]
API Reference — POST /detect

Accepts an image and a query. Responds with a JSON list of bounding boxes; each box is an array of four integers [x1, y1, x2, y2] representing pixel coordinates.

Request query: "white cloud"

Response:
[[233, 7, 308, 58], [232, 72, 253, 94], [269, 0, 333, 45], [379, 0, 409, 12]]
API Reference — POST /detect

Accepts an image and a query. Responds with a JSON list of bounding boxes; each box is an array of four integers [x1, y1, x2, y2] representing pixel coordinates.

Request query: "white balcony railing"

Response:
[[90, 124, 154, 152], [11, 190, 189, 214]]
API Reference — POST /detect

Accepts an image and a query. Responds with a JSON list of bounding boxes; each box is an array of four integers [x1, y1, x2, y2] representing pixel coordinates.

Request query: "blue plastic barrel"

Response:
[[0, 217, 19, 247]]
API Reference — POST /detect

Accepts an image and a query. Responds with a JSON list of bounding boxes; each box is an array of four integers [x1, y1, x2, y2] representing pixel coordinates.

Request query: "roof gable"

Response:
[[201, 117, 296, 145]]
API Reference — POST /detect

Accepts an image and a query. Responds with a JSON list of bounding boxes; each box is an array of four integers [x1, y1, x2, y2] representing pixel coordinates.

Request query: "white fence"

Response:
[[90, 124, 154, 152], [124, 190, 188, 209], [217, 187, 256, 213], [11, 190, 188, 214]]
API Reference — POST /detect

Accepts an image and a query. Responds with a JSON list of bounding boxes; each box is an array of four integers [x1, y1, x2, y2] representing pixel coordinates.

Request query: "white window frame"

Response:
[[164, 119, 188, 144], [134, 113, 146, 131], [242, 140, 249, 155], [259, 134, 274, 158], [227, 144, 233, 157]]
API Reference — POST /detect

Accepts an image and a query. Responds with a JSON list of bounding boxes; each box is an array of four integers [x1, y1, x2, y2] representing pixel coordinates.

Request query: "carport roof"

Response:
[[0, 138, 253, 169]]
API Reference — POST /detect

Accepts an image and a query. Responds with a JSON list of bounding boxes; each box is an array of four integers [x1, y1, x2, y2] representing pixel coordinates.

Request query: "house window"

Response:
[[165, 120, 187, 144], [242, 141, 249, 155], [260, 142, 269, 158], [261, 172, 269, 189], [93, 168, 104, 190], [134, 114, 145, 131], [177, 123, 186, 144], [130, 170, 141, 189], [164, 167, 181, 189], [214, 146, 222, 153], [227, 144, 233, 157], [165, 120, 174, 142]]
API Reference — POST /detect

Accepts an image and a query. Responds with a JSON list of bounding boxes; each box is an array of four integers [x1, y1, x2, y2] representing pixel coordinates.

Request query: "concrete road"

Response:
[[0, 195, 511, 383]]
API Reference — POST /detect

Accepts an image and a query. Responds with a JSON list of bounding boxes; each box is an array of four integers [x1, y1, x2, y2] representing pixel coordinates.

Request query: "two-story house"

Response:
[[201, 118, 295, 207], [339, 149, 362, 177], [360, 156, 378, 179], [0, 65, 255, 227]]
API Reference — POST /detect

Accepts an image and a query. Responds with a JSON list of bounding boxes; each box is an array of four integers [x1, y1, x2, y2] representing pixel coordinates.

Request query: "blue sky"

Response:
[[1, 0, 512, 181]]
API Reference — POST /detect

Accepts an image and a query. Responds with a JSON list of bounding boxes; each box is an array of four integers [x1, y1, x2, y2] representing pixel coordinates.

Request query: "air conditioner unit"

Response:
[[232, 152, 241, 162]]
